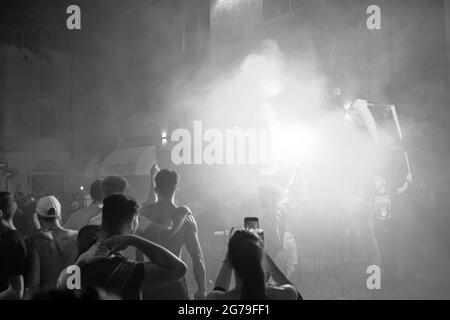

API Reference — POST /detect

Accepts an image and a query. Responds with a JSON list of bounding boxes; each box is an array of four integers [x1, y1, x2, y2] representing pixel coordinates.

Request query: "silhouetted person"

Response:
[[368, 173, 412, 283], [72, 194, 186, 300], [55, 224, 101, 289], [76, 225, 102, 259], [207, 229, 299, 300], [0, 192, 26, 299], [87, 175, 152, 261], [13, 195, 38, 238], [87, 176, 129, 226], [25, 196, 78, 293], [65, 180, 103, 230], [140, 167, 206, 300], [14, 185, 25, 203]]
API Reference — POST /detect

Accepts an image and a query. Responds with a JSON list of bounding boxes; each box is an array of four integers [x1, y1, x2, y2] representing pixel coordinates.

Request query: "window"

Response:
[[181, 3, 209, 52], [39, 106, 57, 138], [263, 0, 290, 20], [182, 16, 201, 51]]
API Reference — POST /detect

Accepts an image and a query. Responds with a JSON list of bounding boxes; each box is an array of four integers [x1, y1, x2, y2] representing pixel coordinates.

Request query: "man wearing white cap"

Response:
[[25, 196, 78, 294]]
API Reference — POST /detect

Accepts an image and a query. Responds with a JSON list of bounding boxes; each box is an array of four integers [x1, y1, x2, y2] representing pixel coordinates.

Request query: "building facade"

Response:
[[0, 46, 111, 196]]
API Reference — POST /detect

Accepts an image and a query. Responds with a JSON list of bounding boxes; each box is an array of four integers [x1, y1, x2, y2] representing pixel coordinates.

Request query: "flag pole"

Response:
[[390, 105, 412, 176]]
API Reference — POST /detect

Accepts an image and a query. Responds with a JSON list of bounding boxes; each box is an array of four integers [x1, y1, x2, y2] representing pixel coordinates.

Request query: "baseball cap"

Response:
[[36, 195, 61, 218]]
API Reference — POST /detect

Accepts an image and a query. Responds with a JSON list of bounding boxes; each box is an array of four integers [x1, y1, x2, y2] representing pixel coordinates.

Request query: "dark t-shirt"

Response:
[[364, 184, 398, 221], [369, 188, 401, 237], [0, 229, 27, 292], [373, 191, 394, 220], [80, 255, 144, 300]]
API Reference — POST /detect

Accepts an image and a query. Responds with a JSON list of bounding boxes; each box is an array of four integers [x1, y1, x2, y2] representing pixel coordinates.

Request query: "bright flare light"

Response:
[[345, 113, 353, 122], [273, 124, 320, 165], [161, 130, 168, 146], [259, 78, 284, 97]]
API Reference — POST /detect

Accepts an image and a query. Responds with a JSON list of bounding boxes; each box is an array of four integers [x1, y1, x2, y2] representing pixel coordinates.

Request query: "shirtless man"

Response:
[[139, 166, 206, 300], [25, 196, 78, 293]]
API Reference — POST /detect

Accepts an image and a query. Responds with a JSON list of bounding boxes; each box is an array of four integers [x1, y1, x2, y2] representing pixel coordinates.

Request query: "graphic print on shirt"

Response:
[[373, 194, 392, 220]]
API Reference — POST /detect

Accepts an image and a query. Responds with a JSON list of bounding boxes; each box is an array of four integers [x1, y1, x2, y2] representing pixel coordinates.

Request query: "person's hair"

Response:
[[101, 194, 138, 236], [0, 191, 16, 220], [228, 230, 268, 300], [77, 225, 101, 259], [101, 176, 128, 199], [155, 169, 180, 197], [17, 195, 36, 210], [90, 179, 103, 203]]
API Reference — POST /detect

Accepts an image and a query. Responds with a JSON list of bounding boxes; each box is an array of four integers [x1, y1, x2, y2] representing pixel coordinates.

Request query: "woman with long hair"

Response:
[[207, 229, 300, 300]]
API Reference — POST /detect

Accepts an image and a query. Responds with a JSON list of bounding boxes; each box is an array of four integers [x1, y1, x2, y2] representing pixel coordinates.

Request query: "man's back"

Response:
[[139, 203, 196, 300], [140, 203, 192, 257], [26, 228, 78, 290]]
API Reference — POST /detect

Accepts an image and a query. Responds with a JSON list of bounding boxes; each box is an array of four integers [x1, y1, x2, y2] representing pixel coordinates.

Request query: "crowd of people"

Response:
[[1, 156, 440, 301], [0, 164, 300, 300]]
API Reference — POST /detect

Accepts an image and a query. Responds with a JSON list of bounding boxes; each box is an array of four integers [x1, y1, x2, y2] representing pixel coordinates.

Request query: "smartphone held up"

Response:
[[244, 217, 264, 244]]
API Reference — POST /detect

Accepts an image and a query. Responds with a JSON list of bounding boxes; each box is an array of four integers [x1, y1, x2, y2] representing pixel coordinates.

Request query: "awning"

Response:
[[99, 145, 157, 177]]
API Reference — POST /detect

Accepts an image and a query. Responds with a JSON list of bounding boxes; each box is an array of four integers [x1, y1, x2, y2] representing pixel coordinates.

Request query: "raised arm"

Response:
[[206, 256, 233, 300], [104, 234, 187, 291], [185, 215, 206, 299], [143, 163, 159, 206], [265, 253, 292, 286], [397, 173, 413, 195], [0, 276, 24, 300], [265, 253, 301, 299]]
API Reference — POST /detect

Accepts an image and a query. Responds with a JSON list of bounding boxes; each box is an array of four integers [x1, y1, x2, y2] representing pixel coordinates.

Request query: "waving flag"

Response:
[[346, 99, 411, 175]]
